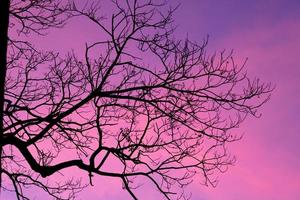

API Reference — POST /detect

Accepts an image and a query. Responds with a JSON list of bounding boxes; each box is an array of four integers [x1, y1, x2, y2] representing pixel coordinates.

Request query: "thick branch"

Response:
[[0, 0, 10, 190]]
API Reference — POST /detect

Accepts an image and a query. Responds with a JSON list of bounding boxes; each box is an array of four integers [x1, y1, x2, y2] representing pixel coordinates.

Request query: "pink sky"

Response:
[[78, 1, 300, 199], [174, 1, 300, 200], [3, 0, 300, 199]]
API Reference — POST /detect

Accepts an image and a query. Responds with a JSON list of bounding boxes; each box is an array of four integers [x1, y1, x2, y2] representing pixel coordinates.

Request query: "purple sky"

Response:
[[173, 1, 300, 200], [4, 0, 300, 199], [76, 1, 300, 199]]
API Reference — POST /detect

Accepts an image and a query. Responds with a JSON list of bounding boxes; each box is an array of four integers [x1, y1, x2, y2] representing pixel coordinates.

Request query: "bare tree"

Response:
[[0, 0, 272, 199]]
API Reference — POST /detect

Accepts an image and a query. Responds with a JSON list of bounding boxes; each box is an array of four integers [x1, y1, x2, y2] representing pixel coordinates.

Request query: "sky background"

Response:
[[173, 0, 300, 200], [3, 0, 300, 199], [75, 0, 300, 199]]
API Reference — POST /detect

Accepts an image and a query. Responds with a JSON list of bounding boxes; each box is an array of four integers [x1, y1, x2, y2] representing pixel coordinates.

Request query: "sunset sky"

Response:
[[174, 0, 300, 200], [76, 1, 300, 199], [3, 0, 300, 200]]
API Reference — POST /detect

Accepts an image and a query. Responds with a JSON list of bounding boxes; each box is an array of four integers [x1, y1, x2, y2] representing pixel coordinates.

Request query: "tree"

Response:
[[0, 0, 272, 199]]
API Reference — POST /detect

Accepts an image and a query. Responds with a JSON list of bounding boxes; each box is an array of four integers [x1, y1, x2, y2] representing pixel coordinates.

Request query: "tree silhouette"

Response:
[[0, 0, 272, 199]]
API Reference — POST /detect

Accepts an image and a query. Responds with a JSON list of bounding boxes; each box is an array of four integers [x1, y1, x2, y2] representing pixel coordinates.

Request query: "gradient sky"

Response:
[[4, 0, 300, 200], [77, 1, 300, 199], [173, 0, 300, 200]]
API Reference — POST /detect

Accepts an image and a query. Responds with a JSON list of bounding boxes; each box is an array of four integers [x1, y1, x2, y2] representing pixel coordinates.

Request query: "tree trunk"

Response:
[[0, 0, 10, 191]]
